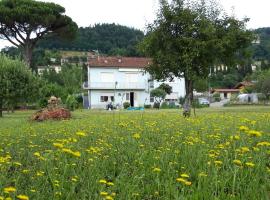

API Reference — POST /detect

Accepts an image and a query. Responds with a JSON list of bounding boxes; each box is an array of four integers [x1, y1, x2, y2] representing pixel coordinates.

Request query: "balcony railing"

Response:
[[83, 82, 146, 90]]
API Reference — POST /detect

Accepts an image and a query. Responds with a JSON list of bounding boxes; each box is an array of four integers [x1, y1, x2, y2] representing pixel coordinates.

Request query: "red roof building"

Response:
[[88, 56, 152, 68]]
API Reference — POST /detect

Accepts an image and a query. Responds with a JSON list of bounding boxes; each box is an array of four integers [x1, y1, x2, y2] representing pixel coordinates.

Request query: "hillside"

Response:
[[37, 23, 144, 57]]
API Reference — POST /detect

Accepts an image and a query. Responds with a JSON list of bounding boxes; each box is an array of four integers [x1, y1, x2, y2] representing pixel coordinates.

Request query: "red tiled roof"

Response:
[[88, 57, 151, 68], [234, 81, 254, 89], [213, 89, 240, 93]]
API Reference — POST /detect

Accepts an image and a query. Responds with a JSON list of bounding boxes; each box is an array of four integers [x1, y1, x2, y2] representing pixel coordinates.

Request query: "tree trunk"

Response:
[[23, 45, 33, 67], [0, 99, 2, 118], [183, 79, 193, 117]]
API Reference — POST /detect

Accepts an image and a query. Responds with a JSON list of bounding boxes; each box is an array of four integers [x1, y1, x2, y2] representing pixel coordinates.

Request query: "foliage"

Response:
[[160, 102, 169, 109], [37, 23, 144, 57], [158, 83, 172, 95], [40, 64, 83, 99], [0, 108, 269, 199], [0, 0, 78, 67], [0, 54, 36, 117], [252, 69, 270, 100], [123, 102, 131, 109], [212, 93, 221, 102], [65, 95, 78, 111], [150, 88, 166, 103], [144, 104, 152, 109], [140, 0, 253, 114], [194, 78, 209, 92], [153, 102, 160, 109]]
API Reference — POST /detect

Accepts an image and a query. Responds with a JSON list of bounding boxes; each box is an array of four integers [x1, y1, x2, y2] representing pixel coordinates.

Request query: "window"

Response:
[[100, 96, 108, 102], [100, 95, 114, 102], [101, 72, 114, 82]]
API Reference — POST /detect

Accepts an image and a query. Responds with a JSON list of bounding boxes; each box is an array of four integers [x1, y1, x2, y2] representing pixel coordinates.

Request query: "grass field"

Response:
[[0, 107, 269, 200]]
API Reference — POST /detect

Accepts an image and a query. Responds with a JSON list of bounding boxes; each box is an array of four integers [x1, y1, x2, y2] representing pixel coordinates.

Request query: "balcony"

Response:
[[83, 82, 146, 90]]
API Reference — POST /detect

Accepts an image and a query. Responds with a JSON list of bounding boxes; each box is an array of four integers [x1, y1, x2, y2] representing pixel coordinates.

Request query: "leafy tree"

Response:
[[0, 54, 35, 117], [150, 88, 167, 103], [0, 0, 77, 68], [261, 79, 270, 100], [158, 83, 172, 95], [140, 0, 253, 115]]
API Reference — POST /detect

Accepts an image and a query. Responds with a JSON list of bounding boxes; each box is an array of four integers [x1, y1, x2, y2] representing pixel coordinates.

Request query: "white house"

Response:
[[83, 56, 185, 109]]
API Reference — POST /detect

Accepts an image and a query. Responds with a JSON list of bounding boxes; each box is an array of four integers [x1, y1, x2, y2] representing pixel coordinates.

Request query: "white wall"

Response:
[[87, 66, 185, 108]]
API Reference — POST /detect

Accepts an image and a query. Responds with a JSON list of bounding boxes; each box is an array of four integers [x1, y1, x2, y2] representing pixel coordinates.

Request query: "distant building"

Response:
[[211, 89, 240, 100], [37, 65, 62, 75]]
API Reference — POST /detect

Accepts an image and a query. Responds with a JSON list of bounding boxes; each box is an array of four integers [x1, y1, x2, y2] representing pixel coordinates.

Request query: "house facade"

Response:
[[83, 56, 185, 109]]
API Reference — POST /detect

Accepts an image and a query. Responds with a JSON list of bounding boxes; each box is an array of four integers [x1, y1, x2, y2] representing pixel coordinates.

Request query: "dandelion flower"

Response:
[[4, 186, 16, 193], [17, 195, 29, 200], [233, 159, 242, 166], [153, 168, 161, 173], [180, 173, 189, 178], [245, 162, 255, 168]]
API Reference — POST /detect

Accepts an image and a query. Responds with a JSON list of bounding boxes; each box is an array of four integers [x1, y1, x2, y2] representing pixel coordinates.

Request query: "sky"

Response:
[[1, 0, 270, 49]]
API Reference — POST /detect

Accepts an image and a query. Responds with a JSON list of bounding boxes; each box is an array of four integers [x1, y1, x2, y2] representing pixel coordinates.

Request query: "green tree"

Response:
[[140, 0, 253, 115], [150, 88, 167, 103], [158, 83, 172, 95], [0, 0, 77, 68], [0, 54, 36, 117]]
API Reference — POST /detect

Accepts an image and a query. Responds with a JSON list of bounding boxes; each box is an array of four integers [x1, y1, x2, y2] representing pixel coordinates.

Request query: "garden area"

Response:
[[0, 107, 269, 200]]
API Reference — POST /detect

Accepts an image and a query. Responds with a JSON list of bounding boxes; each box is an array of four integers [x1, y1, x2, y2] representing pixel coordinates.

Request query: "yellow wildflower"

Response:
[[4, 186, 16, 193], [76, 131, 87, 137], [257, 141, 270, 147], [132, 133, 140, 139], [99, 179, 107, 184], [53, 143, 64, 148], [152, 168, 161, 173], [16, 195, 29, 200], [180, 173, 189, 178], [214, 160, 223, 166], [106, 182, 114, 186], [105, 196, 114, 200], [233, 159, 242, 166], [248, 130, 262, 137], [100, 192, 108, 196], [245, 162, 255, 168], [239, 126, 249, 132]]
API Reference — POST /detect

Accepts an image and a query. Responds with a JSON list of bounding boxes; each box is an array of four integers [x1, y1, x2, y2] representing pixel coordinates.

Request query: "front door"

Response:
[[130, 92, 134, 107]]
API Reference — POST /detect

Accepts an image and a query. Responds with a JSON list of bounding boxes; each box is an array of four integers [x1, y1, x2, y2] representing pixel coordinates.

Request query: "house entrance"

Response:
[[130, 92, 134, 107]]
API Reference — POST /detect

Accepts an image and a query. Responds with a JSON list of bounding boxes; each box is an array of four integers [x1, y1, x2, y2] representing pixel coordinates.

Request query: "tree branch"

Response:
[[0, 31, 20, 47]]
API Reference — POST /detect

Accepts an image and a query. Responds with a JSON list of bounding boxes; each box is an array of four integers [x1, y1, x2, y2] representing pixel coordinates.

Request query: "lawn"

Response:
[[0, 107, 269, 200]]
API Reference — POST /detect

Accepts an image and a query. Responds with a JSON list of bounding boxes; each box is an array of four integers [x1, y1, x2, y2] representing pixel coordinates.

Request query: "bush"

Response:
[[153, 102, 160, 109], [168, 101, 177, 108], [65, 95, 78, 111], [214, 97, 221, 102], [123, 102, 130, 109], [144, 104, 152, 109], [160, 102, 169, 109]]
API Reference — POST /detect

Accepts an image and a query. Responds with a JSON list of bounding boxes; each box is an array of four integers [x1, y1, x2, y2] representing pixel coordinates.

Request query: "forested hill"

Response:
[[252, 27, 270, 65], [37, 23, 144, 57]]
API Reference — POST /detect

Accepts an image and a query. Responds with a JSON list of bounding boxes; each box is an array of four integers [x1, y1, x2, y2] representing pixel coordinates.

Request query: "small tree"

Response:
[[0, 0, 78, 68], [150, 88, 167, 108], [158, 83, 172, 95], [261, 78, 270, 100], [0, 54, 35, 117]]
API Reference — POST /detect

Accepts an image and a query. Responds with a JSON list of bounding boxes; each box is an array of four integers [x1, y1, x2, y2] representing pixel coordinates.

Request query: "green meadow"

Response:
[[0, 107, 269, 200]]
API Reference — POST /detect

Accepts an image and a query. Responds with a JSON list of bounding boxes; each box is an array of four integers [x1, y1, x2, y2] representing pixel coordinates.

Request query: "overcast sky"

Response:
[[1, 0, 270, 49]]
